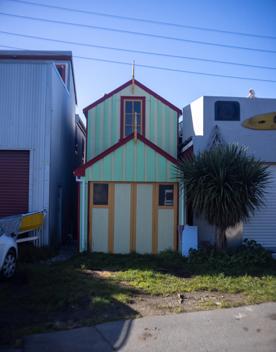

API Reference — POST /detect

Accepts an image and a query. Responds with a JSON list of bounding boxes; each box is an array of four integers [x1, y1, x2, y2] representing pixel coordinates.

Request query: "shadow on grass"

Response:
[[1, 250, 275, 347], [70, 251, 276, 278], [0, 261, 140, 347]]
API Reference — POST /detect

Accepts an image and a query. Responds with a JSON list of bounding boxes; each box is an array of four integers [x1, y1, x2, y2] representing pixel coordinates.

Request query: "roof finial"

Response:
[[131, 60, 135, 94], [132, 60, 135, 80]]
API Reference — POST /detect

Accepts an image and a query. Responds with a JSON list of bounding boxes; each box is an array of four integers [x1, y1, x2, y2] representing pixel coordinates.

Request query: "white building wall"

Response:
[[182, 96, 276, 249], [191, 96, 276, 162]]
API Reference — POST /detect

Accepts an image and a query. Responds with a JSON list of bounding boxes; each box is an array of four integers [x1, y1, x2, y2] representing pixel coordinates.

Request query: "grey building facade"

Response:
[[0, 50, 81, 246]]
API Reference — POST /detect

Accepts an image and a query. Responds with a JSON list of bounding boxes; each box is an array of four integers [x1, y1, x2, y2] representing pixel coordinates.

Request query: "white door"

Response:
[[243, 165, 276, 250]]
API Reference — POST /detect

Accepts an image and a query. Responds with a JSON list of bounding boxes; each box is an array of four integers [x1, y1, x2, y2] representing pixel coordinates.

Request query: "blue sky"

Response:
[[0, 0, 276, 120]]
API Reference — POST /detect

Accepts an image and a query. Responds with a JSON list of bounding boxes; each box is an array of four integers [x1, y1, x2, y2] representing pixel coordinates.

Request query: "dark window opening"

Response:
[[159, 185, 174, 206], [56, 64, 66, 83], [93, 184, 108, 205], [215, 101, 240, 121]]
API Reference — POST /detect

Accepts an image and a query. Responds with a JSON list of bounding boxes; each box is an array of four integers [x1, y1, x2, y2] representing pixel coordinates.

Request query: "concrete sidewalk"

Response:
[[24, 303, 276, 352]]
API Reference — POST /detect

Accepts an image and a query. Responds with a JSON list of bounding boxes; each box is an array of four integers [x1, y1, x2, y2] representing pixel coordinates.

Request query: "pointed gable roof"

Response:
[[83, 79, 182, 118], [74, 133, 178, 177]]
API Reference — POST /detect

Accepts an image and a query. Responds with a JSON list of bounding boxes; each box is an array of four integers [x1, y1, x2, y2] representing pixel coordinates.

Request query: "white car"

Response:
[[0, 227, 18, 279]]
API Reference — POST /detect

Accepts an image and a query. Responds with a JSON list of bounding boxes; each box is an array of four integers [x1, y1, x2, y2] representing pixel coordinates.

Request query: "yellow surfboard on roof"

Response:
[[242, 112, 276, 130]]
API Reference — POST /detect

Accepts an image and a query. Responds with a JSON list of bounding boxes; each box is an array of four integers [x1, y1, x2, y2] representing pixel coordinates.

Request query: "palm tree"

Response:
[[176, 144, 270, 250]]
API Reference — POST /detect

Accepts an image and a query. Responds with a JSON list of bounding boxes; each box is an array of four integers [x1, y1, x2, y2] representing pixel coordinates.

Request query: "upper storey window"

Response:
[[215, 101, 240, 121], [121, 97, 145, 138]]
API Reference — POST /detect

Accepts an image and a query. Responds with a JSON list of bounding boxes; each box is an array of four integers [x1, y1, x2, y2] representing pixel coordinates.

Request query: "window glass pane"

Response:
[[134, 101, 141, 113], [135, 114, 141, 125], [125, 114, 133, 125], [125, 101, 133, 113], [215, 101, 240, 121], [124, 125, 133, 136], [125, 113, 133, 125], [159, 185, 174, 206], [93, 184, 108, 205]]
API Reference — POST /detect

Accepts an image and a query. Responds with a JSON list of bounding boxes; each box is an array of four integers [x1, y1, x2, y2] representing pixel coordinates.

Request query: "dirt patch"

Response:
[[82, 269, 112, 279], [127, 291, 246, 316]]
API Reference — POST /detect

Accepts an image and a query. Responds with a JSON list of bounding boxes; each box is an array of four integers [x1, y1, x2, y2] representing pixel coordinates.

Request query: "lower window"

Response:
[[159, 185, 174, 206], [93, 183, 109, 205]]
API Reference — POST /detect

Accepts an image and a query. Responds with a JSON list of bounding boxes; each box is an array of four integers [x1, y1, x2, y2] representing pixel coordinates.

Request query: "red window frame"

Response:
[[120, 96, 146, 139]]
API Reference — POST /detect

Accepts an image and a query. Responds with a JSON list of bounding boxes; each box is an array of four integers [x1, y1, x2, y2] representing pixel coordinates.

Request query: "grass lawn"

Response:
[[0, 250, 276, 346]]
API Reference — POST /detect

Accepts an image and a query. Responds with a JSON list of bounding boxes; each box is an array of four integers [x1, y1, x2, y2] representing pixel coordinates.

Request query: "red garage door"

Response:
[[0, 150, 29, 217]]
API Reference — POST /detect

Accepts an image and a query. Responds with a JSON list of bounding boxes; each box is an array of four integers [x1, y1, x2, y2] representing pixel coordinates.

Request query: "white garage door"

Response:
[[243, 165, 276, 250]]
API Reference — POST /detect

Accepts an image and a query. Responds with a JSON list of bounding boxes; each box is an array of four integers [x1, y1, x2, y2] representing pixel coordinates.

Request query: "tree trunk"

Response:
[[215, 227, 227, 250]]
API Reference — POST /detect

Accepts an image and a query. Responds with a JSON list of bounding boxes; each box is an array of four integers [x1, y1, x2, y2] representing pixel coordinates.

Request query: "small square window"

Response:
[[93, 184, 108, 205], [215, 101, 240, 121], [159, 185, 174, 206]]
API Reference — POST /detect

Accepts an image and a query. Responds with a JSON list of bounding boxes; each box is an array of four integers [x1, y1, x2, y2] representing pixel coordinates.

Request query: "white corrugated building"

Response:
[[181, 95, 276, 251], [0, 50, 83, 246]]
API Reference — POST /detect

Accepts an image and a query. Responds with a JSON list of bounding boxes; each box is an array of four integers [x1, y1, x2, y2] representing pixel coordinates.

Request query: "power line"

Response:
[[1, 11, 276, 54], [1, 30, 276, 71], [5, 0, 276, 41], [0, 43, 276, 83]]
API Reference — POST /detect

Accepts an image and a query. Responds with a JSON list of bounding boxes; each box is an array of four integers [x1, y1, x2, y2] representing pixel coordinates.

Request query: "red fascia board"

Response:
[[83, 79, 182, 118], [83, 80, 133, 117], [137, 134, 178, 165], [74, 133, 134, 176], [134, 80, 182, 116], [74, 133, 178, 177]]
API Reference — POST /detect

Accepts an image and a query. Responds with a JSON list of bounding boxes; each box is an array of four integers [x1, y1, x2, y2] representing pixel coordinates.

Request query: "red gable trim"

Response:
[[134, 80, 182, 116], [83, 79, 182, 118], [74, 133, 178, 177]]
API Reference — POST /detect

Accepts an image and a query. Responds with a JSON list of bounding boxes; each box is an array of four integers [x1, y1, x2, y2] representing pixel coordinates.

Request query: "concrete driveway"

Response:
[[24, 303, 276, 352]]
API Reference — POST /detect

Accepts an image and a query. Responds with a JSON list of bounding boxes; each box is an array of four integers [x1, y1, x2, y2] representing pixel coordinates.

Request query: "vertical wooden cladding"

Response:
[[108, 183, 115, 253], [130, 183, 137, 252], [0, 150, 29, 217], [152, 184, 158, 254], [88, 181, 178, 254], [173, 184, 178, 251], [88, 181, 114, 253], [88, 182, 93, 252]]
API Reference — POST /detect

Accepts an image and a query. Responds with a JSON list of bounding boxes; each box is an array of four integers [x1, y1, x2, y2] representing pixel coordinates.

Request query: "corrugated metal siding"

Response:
[[243, 166, 276, 249], [85, 139, 177, 182], [0, 150, 29, 217], [48, 64, 76, 244], [0, 62, 51, 244], [87, 84, 178, 161]]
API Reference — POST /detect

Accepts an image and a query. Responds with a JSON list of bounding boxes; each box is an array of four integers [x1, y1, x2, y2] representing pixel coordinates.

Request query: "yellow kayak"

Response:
[[242, 112, 276, 130], [19, 211, 45, 233]]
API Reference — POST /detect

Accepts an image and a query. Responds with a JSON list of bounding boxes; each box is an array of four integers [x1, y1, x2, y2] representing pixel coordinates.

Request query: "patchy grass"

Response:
[[0, 251, 275, 346]]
